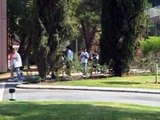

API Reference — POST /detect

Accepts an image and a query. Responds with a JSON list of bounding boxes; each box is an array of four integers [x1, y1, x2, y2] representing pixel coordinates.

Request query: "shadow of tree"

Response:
[[101, 81, 141, 85], [0, 78, 7, 82], [0, 102, 159, 120]]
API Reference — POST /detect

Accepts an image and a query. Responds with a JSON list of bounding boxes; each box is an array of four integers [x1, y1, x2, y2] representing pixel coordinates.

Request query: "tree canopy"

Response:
[[100, 0, 148, 76], [32, 0, 79, 79]]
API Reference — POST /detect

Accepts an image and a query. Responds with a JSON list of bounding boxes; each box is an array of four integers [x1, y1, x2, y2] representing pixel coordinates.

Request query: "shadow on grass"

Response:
[[0, 102, 159, 120], [134, 73, 155, 76], [101, 81, 141, 85]]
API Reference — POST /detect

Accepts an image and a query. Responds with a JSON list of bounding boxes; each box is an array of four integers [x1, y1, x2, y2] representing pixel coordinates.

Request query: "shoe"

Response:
[[17, 81, 23, 84], [66, 76, 72, 80], [82, 75, 87, 78], [8, 79, 14, 82]]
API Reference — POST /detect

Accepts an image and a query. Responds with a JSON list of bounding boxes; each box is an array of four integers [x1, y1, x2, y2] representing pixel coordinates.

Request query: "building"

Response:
[[0, 0, 7, 73], [148, 5, 160, 23]]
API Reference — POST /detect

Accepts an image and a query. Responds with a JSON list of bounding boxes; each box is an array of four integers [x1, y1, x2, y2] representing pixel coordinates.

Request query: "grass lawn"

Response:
[[40, 75, 160, 89], [0, 101, 160, 120]]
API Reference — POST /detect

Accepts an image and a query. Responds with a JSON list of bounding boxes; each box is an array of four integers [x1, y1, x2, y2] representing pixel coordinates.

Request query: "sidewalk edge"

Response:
[[16, 85, 160, 94]]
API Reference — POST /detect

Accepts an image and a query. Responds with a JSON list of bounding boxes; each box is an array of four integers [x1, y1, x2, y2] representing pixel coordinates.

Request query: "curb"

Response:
[[16, 85, 160, 94]]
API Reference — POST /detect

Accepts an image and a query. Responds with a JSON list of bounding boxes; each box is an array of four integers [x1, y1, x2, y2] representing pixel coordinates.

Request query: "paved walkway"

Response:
[[17, 84, 160, 94], [1, 72, 160, 94]]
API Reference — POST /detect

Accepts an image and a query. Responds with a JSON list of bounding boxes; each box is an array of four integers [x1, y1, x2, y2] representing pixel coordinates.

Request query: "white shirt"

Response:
[[80, 51, 89, 63], [12, 51, 22, 68], [67, 49, 73, 61]]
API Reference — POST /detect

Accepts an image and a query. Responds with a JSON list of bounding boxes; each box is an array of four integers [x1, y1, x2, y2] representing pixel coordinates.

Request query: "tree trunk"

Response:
[[81, 20, 97, 51]]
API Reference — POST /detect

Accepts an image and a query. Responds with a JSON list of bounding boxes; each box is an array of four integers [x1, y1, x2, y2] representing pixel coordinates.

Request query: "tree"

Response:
[[7, 0, 28, 33], [100, 0, 148, 76], [76, 0, 101, 51], [33, 0, 79, 79]]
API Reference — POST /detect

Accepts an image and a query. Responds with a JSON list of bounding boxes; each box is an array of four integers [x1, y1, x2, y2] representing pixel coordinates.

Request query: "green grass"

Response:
[[41, 75, 160, 89], [0, 101, 160, 120]]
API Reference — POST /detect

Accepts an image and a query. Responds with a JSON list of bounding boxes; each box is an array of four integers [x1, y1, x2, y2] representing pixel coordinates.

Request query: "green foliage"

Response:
[[72, 54, 81, 72], [76, 0, 101, 24], [131, 36, 160, 73], [140, 36, 160, 55], [76, 0, 101, 50], [7, 0, 26, 32], [61, 0, 80, 41], [138, 36, 160, 72], [7, 0, 33, 32]]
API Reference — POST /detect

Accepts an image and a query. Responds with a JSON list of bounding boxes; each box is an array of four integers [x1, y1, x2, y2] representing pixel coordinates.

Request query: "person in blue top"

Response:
[[66, 46, 73, 76]]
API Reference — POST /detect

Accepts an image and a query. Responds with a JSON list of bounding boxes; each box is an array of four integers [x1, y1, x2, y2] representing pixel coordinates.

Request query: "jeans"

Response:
[[11, 65, 22, 81], [82, 63, 87, 76]]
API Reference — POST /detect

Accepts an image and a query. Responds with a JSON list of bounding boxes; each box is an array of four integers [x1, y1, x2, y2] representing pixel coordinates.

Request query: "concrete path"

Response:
[[17, 84, 160, 94], [3, 87, 160, 107], [1, 82, 160, 107], [0, 82, 5, 101]]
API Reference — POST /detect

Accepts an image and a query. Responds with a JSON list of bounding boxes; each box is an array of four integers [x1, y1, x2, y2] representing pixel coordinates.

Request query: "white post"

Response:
[[9, 88, 16, 101], [11, 93, 16, 100], [155, 61, 158, 83]]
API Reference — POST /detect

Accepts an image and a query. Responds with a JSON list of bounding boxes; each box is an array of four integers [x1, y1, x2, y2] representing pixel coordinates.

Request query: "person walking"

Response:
[[80, 48, 89, 77], [90, 51, 99, 77], [10, 48, 23, 82], [65, 46, 73, 77]]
